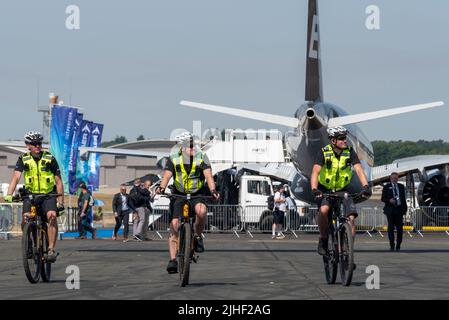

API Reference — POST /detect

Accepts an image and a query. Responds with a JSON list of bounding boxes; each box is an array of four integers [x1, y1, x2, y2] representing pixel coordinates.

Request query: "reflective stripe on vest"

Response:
[[22, 152, 56, 194], [318, 144, 352, 191], [171, 152, 204, 194]]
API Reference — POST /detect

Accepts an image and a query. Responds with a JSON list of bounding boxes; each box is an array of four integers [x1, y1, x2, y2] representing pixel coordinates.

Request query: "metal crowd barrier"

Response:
[[64, 207, 80, 232], [204, 205, 243, 234], [0, 204, 22, 239], [3, 202, 449, 239], [412, 207, 449, 235]]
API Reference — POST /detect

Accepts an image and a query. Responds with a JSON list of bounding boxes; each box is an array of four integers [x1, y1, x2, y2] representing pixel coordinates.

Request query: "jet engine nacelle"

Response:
[[291, 173, 314, 204], [417, 171, 449, 207]]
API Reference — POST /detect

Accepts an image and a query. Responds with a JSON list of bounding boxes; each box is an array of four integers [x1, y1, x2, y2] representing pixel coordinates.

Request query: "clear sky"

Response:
[[1, 0, 448, 142]]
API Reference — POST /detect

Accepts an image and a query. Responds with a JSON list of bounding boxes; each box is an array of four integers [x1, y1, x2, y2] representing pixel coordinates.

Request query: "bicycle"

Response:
[[163, 193, 213, 287], [322, 192, 361, 286], [14, 193, 62, 284]]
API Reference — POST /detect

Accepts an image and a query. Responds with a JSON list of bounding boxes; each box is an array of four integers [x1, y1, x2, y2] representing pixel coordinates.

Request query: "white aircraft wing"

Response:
[[328, 101, 444, 127], [79, 147, 168, 160], [181, 100, 444, 128], [371, 155, 449, 184], [180, 100, 299, 128]]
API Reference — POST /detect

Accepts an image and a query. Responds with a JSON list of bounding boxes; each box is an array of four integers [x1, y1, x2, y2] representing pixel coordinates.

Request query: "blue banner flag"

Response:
[[50, 105, 78, 194], [68, 113, 84, 194], [87, 123, 103, 191], [75, 120, 93, 188]]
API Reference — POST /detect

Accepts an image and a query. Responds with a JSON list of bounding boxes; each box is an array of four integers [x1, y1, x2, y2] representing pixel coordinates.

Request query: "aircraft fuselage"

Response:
[[286, 102, 374, 202]]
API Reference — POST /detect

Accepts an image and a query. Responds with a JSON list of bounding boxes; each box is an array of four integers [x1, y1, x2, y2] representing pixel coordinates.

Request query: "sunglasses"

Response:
[[336, 136, 347, 141], [28, 142, 42, 147]]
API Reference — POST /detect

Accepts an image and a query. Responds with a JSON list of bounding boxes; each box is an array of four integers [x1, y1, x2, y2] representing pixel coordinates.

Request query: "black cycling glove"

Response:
[[312, 189, 323, 201]]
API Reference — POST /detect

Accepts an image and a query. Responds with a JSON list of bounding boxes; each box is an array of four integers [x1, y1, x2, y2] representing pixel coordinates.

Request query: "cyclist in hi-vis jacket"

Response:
[[310, 126, 371, 256], [156, 132, 219, 274]]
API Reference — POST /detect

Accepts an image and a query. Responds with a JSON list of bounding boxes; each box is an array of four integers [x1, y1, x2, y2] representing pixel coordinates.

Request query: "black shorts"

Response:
[[23, 195, 58, 220], [317, 196, 358, 218], [273, 209, 285, 224], [169, 192, 207, 222]]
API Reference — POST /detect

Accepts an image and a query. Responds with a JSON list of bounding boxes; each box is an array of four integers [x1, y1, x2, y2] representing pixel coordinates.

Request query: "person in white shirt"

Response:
[[272, 185, 287, 239]]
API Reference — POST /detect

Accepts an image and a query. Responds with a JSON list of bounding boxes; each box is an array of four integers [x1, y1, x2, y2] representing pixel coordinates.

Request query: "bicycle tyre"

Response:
[[323, 224, 338, 284], [22, 223, 41, 284], [339, 223, 354, 286], [179, 223, 192, 287], [40, 229, 52, 282]]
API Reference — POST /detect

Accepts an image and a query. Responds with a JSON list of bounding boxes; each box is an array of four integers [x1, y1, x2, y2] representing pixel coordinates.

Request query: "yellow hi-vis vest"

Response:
[[171, 151, 205, 194], [318, 144, 352, 191], [22, 152, 56, 194]]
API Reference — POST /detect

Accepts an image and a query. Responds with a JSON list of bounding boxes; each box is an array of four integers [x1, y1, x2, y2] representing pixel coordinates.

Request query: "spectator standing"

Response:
[[128, 179, 149, 241], [381, 172, 407, 251], [273, 185, 287, 239], [76, 182, 96, 239], [112, 185, 131, 242], [140, 180, 154, 240]]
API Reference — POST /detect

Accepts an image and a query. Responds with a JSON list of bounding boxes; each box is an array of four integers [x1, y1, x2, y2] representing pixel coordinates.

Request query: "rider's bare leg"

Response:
[[347, 214, 356, 238], [317, 205, 330, 239], [21, 212, 31, 231], [169, 218, 179, 260], [46, 211, 58, 250], [194, 203, 207, 235]]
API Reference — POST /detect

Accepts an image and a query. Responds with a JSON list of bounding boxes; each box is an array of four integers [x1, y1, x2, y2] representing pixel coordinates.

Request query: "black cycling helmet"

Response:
[[24, 131, 44, 144]]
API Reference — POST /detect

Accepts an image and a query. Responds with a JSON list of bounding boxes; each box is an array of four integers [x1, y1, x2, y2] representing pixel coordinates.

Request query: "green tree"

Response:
[[102, 136, 127, 148], [136, 134, 145, 141], [372, 140, 449, 165]]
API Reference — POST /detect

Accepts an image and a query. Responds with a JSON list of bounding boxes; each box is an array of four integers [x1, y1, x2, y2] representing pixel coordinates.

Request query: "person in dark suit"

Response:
[[112, 184, 131, 242], [381, 172, 407, 251]]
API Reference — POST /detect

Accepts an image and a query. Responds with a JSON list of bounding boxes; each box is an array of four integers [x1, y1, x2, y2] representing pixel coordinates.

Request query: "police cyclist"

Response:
[[156, 132, 219, 274], [4, 131, 64, 262], [310, 126, 371, 256]]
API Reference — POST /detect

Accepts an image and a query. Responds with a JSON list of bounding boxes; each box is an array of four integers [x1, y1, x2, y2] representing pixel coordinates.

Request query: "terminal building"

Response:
[[0, 140, 176, 189], [1, 129, 285, 191]]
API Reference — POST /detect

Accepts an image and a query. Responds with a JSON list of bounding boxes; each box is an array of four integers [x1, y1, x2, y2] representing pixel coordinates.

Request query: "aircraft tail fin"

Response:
[[305, 0, 323, 102]]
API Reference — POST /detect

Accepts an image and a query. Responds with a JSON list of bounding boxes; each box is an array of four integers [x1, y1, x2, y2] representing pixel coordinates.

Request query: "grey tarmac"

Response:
[[1, 233, 448, 300]]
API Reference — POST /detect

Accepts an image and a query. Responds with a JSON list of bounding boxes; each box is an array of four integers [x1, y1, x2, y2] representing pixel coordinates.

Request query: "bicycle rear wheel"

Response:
[[40, 229, 52, 282], [323, 224, 338, 284], [22, 223, 41, 284], [178, 223, 192, 287], [339, 223, 354, 286]]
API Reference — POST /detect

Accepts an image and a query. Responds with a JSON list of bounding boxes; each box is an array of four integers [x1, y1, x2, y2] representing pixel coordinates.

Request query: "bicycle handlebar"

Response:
[[160, 194, 215, 200], [12, 193, 63, 203], [323, 192, 363, 200]]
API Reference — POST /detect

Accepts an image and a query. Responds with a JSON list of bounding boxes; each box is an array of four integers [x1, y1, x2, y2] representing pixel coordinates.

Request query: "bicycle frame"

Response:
[[323, 192, 359, 286], [18, 193, 61, 284]]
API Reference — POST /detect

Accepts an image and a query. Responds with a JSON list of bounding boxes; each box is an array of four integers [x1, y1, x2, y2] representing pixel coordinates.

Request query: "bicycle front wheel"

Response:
[[323, 224, 338, 284], [178, 223, 192, 287], [22, 223, 41, 284], [339, 223, 354, 286], [40, 229, 52, 282]]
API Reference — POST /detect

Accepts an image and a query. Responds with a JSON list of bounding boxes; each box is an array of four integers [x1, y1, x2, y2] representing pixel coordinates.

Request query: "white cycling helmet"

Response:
[[327, 126, 348, 139], [175, 131, 194, 147], [24, 131, 44, 144]]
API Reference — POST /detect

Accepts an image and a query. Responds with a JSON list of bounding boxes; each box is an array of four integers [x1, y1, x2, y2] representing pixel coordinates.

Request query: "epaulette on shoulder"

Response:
[[322, 145, 332, 152], [21, 153, 32, 161], [42, 152, 53, 161]]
